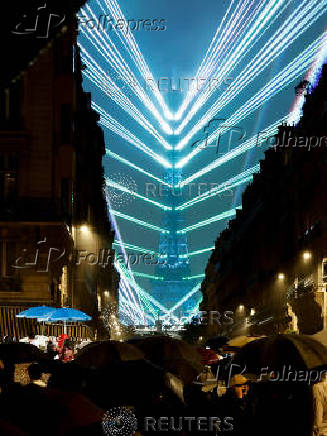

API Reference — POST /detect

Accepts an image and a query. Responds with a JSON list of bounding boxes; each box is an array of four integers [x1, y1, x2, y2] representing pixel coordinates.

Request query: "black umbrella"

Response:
[[234, 334, 327, 377], [75, 341, 145, 370], [0, 343, 43, 363], [205, 335, 229, 351], [82, 359, 185, 411], [129, 335, 204, 384]]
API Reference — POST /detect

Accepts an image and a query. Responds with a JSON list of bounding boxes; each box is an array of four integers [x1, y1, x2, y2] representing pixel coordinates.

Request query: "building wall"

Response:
[[200, 65, 327, 338], [0, 16, 119, 338]]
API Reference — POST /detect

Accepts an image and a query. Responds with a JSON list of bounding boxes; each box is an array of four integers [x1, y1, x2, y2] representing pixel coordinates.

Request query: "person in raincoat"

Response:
[[57, 334, 69, 358]]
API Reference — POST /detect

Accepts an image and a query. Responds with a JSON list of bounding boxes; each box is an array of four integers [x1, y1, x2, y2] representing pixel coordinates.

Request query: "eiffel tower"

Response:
[[152, 167, 201, 324]]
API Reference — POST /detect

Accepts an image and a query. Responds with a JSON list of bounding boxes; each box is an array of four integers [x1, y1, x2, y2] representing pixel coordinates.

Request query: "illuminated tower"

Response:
[[152, 167, 201, 323]]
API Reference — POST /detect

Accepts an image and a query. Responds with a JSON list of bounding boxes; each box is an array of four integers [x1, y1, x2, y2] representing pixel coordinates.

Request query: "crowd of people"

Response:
[[46, 334, 75, 362], [0, 335, 326, 435], [2, 333, 75, 362]]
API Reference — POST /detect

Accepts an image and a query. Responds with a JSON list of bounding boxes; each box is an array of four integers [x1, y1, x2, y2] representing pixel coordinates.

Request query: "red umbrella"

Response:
[[197, 347, 220, 365]]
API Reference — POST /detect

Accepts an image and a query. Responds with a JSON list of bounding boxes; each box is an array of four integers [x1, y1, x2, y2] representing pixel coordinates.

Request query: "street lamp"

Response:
[[80, 225, 88, 234], [302, 251, 312, 261], [276, 273, 286, 333]]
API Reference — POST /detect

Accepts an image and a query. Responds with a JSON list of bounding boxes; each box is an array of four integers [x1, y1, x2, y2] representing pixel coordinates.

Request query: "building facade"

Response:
[[0, 4, 118, 339], [200, 64, 327, 340]]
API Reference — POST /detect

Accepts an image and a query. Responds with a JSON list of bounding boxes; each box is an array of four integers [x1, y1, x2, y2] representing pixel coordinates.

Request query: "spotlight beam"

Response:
[[79, 3, 173, 132], [179, 118, 285, 187], [177, 32, 327, 167], [176, 164, 259, 210], [105, 150, 169, 186], [113, 241, 160, 255], [175, 0, 288, 124], [188, 247, 215, 257], [91, 102, 171, 168], [166, 283, 201, 315], [80, 48, 172, 149], [177, 209, 237, 234], [111, 210, 169, 233], [175, 0, 326, 141], [105, 178, 172, 210], [101, 0, 174, 120]]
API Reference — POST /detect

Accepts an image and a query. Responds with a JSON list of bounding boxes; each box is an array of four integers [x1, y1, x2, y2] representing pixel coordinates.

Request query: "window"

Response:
[[322, 259, 327, 283]]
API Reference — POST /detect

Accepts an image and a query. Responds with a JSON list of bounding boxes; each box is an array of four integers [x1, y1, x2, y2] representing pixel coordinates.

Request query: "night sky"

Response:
[[78, 0, 327, 324]]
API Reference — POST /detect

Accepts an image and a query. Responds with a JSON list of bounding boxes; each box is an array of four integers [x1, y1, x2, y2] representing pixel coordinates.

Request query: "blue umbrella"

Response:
[[16, 306, 55, 318], [44, 308, 91, 321], [41, 308, 91, 334], [16, 306, 56, 336]]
